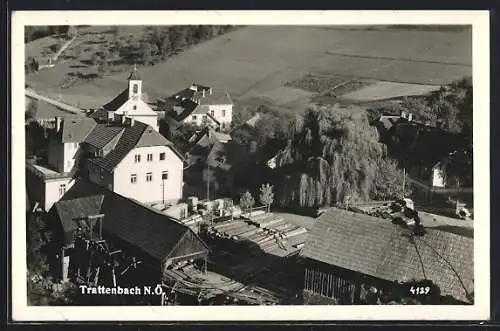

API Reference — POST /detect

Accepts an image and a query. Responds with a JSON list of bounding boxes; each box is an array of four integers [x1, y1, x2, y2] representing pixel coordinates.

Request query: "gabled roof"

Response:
[[301, 207, 474, 303], [84, 124, 125, 149], [89, 121, 148, 171], [61, 116, 97, 143], [166, 99, 199, 122], [103, 88, 129, 112], [53, 179, 209, 262], [55, 195, 105, 245], [200, 91, 233, 105], [89, 120, 182, 171]]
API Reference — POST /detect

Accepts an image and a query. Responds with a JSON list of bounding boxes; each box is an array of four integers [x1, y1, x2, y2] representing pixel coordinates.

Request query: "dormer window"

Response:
[[133, 84, 138, 94]]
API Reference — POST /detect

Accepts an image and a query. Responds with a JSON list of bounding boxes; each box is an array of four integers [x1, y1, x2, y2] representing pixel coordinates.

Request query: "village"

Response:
[[24, 25, 474, 306]]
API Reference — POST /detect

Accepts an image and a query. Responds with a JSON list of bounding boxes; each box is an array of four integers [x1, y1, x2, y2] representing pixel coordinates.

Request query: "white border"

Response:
[[12, 10, 490, 321]]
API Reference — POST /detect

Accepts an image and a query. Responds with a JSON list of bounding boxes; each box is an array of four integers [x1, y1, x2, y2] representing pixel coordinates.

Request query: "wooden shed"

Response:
[[300, 208, 474, 304]]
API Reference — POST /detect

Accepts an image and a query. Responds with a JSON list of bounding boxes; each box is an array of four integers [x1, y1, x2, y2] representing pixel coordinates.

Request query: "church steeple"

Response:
[[128, 64, 142, 99]]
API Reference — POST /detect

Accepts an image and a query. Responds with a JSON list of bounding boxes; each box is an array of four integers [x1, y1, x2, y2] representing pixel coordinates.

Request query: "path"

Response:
[[26, 88, 85, 115]]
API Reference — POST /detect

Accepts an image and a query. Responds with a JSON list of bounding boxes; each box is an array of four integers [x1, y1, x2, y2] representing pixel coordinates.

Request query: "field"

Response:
[[26, 25, 472, 112]]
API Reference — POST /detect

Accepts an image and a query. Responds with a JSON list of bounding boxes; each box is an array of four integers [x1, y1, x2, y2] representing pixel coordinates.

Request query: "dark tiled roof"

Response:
[[61, 117, 97, 143], [85, 124, 125, 149], [170, 88, 195, 101], [166, 99, 199, 122], [200, 91, 233, 105], [301, 208, 474, 303], [206, 140, 249, 171], [54, 195, 105, 245], [90, 121, 148, 171], [54, 179, 208, 262], [103, 88, 129, 112]]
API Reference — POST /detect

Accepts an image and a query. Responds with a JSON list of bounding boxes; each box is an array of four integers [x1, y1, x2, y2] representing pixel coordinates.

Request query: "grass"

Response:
[[26, 25, 472, 112]]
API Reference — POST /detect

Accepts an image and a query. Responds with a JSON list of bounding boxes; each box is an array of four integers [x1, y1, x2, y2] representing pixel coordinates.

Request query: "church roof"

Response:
[[128, 66, 141, 80]]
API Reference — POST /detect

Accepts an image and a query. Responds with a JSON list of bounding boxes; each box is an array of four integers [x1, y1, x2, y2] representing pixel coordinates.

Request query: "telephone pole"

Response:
[[402, 168, 406, 197]]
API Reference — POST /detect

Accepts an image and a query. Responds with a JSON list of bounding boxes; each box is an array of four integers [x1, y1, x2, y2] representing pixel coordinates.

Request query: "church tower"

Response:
[[128, 64, 142, 99]]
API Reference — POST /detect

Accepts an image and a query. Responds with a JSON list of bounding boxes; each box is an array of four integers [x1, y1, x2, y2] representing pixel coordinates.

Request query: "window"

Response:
[[210, 110, 215, 117], [192, 115, 197, 120], [133, 84, 138, 94], [222, 109, 226, 117], [59, 184, 66, 197], [162, 171, 168, 180], [134, 154, 141, 163], [160, 152, 165, 161], [147, 153, 153, 162], [133, 105, 137, 110], [202, 115, 207, 120], [130, 174, 137, 184], [146, 172, 153, 182]]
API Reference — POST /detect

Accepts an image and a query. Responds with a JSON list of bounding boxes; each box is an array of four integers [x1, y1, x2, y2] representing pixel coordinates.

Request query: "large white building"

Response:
[[165, 84, 233, 131], [27, 112, 184, 211], [100, 67, 159, 132]]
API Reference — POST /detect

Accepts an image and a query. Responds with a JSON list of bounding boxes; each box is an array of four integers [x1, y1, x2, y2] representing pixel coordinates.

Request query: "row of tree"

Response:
[[239, 184, 275, 214]]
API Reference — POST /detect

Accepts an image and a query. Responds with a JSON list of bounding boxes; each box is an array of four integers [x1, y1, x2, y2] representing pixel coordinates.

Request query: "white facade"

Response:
[[44, 177, 75, 211], [431, 166, 446, 188], [113, 78, 159, 132], [206, 104, 233, 130], [47, 139, 79, 173], [112, 145, 183, 204], [184, 112, 218, 128]]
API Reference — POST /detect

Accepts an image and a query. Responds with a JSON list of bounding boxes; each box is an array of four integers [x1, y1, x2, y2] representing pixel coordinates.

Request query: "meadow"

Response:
[[25, 25, 472, 112]]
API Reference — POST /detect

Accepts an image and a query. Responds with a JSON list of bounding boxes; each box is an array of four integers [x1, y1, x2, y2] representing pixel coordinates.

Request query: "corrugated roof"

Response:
[[301, 208, 474, 303], [54, 179, 208, 262], [61, 117, 97, 143]]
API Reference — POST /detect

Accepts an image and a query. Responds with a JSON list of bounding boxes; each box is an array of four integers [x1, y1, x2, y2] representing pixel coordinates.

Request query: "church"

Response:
[[100, 66, 159, 132]]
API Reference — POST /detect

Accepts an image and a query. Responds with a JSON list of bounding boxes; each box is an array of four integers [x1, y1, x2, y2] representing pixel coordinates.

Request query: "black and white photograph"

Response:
[[12, 11, 490, 321]]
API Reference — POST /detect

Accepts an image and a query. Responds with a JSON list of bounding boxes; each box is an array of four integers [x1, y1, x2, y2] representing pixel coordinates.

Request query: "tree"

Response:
[[371, 158, 410, 200], [274, 105, 401, 208], [170, 27, 187, 50], [90, 53, 99, 65], [139, 41, 152, 65], [67, 26, 78, 39], [259, 183, 274, 212], [159, 34, 171, 58], [239, 191, 255, 215], [26, 99, 38, 121], [97, 60, 109, 78]]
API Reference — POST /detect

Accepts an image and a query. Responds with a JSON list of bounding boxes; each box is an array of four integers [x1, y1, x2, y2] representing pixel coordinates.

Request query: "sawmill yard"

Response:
[[26, 25, 472, 111]]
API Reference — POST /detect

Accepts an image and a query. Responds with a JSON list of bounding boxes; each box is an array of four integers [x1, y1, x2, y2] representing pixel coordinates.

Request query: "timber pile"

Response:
[[207, 213, 309, 257]]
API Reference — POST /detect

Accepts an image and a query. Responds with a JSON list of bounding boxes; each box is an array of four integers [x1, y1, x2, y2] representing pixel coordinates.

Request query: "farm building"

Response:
[[163, 83, 233, 131], [47, 178, 209, 286], [300, 207, 473, 304]]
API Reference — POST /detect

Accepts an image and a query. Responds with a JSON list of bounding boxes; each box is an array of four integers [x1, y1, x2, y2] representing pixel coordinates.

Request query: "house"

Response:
[[202, 140, 250, 196], [48, 179, 209, 283], [26, 116, 97, 211], [300, 207, 473, 304], [99, 67, 159, 132], [27, 113, 184, 211], [164, 83, 233, 132], [83, 116, 184, 205], [187, 127, 232, 164]]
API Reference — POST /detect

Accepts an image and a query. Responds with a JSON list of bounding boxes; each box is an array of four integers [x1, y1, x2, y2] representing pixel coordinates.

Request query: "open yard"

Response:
[[26, 25, 472, 111]]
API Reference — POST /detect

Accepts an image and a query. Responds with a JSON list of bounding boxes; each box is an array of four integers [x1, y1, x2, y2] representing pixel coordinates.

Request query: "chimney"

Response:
[[130, 118, 135, 126], [55, 116, 62, 132], [408, 113, 413, 122], [209, 88, 213, 96], [202, 89, 206, 98], [121, 115, 127, 124], [400, 110, 408, 120]]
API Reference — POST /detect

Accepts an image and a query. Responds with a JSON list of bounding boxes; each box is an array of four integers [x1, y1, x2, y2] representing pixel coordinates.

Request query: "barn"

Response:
[[300, 208, 474, 305], [48, 179, 209, 287]]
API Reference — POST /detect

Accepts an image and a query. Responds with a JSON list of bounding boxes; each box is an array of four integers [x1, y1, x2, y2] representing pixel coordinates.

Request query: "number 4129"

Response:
[[410, 286, 430, 295]]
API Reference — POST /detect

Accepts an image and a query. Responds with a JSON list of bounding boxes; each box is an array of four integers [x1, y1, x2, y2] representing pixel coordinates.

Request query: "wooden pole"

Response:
[[206, 163, 210, 201], [403, 168, 406, 197]]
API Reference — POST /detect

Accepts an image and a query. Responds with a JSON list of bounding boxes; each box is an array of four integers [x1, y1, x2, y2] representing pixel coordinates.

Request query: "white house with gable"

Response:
[[101, 67, 159, 132]]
